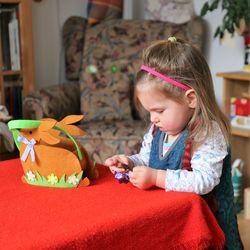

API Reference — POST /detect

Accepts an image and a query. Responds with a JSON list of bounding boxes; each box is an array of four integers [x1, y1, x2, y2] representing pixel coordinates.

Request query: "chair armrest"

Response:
[[23, 82, 80, 120]]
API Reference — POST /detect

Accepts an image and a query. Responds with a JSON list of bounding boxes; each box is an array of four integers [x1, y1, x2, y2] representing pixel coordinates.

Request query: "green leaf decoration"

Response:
[[36, 171, 43, 182], [77, 171, 83, 180], [59, 175, 66, 184]]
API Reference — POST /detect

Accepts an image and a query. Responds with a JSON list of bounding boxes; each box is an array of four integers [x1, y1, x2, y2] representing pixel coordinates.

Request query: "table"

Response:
[[0, 159, 225, 250]]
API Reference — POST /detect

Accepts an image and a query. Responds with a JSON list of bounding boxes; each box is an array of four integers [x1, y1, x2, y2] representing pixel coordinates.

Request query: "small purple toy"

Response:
[[114, 171, 130, 184], [113, 163, 132, 184]]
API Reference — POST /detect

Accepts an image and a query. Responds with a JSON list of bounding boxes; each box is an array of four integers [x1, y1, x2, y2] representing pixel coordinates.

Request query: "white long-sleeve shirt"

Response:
[[129, 122, 228, 195]]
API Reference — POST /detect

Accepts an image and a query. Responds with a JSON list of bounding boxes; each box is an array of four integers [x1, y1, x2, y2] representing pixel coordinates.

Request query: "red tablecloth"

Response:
[[0, 159, 225, 250]]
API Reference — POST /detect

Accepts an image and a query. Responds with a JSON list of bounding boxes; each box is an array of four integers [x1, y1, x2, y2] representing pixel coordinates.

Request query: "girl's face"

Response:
[[137, 88, 195, 135]]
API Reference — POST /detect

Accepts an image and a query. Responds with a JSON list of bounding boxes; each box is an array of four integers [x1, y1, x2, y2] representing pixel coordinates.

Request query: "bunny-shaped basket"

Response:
[[8, 115, 98, 188]]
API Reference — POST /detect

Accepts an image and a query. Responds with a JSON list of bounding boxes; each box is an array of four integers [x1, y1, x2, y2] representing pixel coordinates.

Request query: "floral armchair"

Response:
[[23, 16, 205, 163]]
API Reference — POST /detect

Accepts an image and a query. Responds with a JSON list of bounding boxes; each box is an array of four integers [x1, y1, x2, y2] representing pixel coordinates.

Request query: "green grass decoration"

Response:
[[59, 174, 66, 184], [24, 170, 83, 188]]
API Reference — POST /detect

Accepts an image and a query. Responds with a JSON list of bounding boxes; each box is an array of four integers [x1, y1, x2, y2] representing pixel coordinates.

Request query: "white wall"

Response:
[[32, 0, 245, 106], [32, 0, 87, 87]]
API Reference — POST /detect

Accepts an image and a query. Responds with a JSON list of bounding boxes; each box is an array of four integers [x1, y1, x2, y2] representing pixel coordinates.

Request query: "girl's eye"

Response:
[[156, 110, 164, 114]]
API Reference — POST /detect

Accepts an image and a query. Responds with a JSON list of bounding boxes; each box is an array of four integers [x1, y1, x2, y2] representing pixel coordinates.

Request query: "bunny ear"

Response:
[[61, 125, 85, 136], [59, 115, 84, 125], [37, 120, 60, 144], [40, 131, 60, 145], [39, 120, 57, 132], [40, 119, 61, 136]]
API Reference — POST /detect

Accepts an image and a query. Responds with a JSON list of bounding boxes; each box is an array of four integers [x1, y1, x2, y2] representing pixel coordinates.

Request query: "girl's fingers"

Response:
[[130, 179, 139, 187], [104, 158, 114, 166], [105, 156, 120, 166], [128, 171, 134, 179], [117, 155, 129, 164], [128, 171, 137, 183], [110, 166, 126, 173], [130, 179, 137, 184], [105, 155, 132, 174]]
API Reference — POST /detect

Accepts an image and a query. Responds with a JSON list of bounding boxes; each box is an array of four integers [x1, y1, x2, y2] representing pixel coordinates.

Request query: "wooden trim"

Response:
[[0, 0, 21, 4], [222, 78, 231, 116], [19, 0, 35, 95], [217, 71, 250, 81], [232, 127, 250, 138], [0, 70, 22, 76]]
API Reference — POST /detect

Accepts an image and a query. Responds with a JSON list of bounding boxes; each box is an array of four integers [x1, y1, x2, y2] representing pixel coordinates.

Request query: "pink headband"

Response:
[[140, 65, 191, 91]]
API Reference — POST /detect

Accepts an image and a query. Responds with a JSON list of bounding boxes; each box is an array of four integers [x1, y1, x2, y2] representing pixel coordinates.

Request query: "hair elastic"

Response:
[[168, 36, 177, 43], [140, 65, 191, 91]]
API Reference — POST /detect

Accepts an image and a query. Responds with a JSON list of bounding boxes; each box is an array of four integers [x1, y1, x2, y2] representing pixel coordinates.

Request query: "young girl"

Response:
[[105, 37, 242, 249]]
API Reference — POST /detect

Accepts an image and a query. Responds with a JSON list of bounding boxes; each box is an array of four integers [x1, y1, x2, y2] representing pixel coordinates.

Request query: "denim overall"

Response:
[[149, 128, 243, 249]]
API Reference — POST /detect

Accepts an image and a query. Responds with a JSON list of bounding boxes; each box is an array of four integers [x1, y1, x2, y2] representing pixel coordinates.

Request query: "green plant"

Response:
[[200, 0, 250, 38]]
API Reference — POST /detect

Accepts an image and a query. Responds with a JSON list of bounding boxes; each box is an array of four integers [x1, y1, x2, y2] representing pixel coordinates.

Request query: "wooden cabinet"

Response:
[[217, 71, 250, 188], [0, 0, 35, 119]]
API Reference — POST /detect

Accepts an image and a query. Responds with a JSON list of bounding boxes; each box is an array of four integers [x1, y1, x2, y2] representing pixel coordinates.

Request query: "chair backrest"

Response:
[[79, 17, 205, 122], [63, 16, 88, 81]]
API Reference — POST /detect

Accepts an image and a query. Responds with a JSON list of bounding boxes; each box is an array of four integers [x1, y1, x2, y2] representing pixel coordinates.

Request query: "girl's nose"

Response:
[[150, 113, 159, 124]]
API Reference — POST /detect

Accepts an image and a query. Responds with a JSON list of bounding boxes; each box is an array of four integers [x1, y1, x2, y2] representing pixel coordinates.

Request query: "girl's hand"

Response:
[[129, 167, 166, 189], [128, 166, 156, 189], [104, 155, 134, 174]]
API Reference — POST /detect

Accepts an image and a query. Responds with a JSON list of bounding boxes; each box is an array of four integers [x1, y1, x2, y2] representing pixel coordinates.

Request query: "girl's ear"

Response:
[[185, 89, 197, 108]]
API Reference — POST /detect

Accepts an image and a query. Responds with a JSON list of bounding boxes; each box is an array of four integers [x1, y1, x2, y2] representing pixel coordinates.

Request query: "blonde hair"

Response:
[[135, 39, 230, 146]]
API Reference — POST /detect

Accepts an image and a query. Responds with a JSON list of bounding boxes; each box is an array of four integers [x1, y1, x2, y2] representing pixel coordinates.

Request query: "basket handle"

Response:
[[8, 120, 83, 160]]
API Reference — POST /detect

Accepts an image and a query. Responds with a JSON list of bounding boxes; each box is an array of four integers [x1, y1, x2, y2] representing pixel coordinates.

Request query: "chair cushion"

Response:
[[75, 120, 148, 163], [81, 59, 134, 121]]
